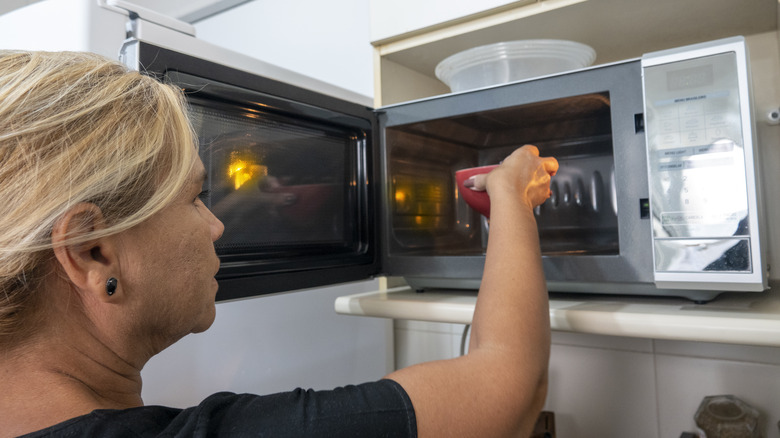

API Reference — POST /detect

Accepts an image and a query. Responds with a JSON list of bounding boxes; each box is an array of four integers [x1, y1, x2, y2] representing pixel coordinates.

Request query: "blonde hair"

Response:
[[0, 51, 197, 342]]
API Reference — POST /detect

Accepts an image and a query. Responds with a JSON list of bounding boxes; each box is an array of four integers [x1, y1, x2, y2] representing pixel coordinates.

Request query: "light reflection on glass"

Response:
[[227, 150, 267, 190]]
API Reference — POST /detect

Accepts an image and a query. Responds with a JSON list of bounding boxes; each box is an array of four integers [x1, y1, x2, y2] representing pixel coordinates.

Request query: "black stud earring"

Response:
[[106, 277, 118, 296]]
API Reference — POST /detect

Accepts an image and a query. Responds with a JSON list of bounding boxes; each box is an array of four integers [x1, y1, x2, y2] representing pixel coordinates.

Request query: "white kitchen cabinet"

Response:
[[371, 0, 779, 105], [369, 0, 534, 43]]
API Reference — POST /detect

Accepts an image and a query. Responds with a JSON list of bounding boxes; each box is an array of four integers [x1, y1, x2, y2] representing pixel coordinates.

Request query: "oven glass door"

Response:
[[133, 43, 379, 301], [191, 97, 356, 256]]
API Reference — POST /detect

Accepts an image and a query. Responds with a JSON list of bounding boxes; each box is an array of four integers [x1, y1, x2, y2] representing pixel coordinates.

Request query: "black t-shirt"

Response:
[[20, 380, 416, 437]]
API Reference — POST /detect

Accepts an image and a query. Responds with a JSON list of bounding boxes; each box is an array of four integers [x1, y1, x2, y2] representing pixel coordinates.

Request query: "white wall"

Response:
[[142, 279, 392, 407], [194, 0, 374, 100]]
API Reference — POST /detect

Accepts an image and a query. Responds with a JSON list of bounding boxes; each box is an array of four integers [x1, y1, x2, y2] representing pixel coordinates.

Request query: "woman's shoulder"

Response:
[[16, 403, 184, 438], [19, 380, 416, 437]]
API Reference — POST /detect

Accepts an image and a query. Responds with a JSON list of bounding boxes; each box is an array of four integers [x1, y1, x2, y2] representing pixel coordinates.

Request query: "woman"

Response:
[[0, 51, 558, 437]]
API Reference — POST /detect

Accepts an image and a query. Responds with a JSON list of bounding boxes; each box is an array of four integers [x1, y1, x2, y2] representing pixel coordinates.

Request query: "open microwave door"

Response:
[[120, 39, 380, 301]]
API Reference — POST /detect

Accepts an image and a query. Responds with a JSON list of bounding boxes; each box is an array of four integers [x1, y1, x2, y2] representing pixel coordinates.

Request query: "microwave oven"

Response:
[[120, 26, 767, 302]]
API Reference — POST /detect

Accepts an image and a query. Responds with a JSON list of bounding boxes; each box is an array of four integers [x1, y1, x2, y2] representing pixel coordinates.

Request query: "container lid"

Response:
[[435, 39, 596, 91]]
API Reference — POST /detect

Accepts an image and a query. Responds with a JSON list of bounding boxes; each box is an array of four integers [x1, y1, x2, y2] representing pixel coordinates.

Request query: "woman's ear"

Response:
[[51, 203, 117, 299]]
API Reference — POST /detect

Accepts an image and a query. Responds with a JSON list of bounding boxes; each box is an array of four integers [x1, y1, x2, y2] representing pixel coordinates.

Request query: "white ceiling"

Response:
[[0, 0, 40, 16]]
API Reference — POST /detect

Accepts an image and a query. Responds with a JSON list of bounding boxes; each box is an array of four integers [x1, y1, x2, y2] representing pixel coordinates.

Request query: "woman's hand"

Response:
[[467, 145, 558, 210]]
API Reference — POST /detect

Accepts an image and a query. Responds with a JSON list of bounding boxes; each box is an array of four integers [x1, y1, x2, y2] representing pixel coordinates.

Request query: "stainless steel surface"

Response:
[[379, 38, 767, 301], [642, 37, 767, 292]]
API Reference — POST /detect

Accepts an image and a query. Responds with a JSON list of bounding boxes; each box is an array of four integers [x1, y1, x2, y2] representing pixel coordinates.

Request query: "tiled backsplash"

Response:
[[394, 321, 780, 437]]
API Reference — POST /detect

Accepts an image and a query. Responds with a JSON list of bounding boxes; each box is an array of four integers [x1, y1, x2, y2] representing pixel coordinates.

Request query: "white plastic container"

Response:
[[435, 39, 596, 92]]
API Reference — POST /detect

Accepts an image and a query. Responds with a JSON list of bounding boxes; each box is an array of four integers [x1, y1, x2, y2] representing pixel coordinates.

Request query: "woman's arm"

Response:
[[385, 145, 558, 438]]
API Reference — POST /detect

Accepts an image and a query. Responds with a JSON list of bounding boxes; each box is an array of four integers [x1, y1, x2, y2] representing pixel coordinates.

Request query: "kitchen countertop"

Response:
[[335, 286, 780, 347]]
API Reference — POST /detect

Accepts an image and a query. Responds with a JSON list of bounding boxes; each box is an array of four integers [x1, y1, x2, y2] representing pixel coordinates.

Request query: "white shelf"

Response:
[[335, 286, 780, 347]]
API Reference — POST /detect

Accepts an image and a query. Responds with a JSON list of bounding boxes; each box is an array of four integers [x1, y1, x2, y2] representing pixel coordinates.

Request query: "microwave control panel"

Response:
[[642, 37, 766, 292]]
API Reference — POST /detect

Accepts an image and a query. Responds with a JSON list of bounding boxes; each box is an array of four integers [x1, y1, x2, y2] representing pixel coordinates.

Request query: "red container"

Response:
[[455, 164, 499, 218]]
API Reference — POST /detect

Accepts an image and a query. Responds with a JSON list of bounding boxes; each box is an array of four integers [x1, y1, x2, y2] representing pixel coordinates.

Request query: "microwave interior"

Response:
[[385, 92, 619, 258]]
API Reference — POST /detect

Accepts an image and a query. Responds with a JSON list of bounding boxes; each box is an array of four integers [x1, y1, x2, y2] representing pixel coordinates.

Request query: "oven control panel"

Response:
[[642, 37, 766, 292]]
